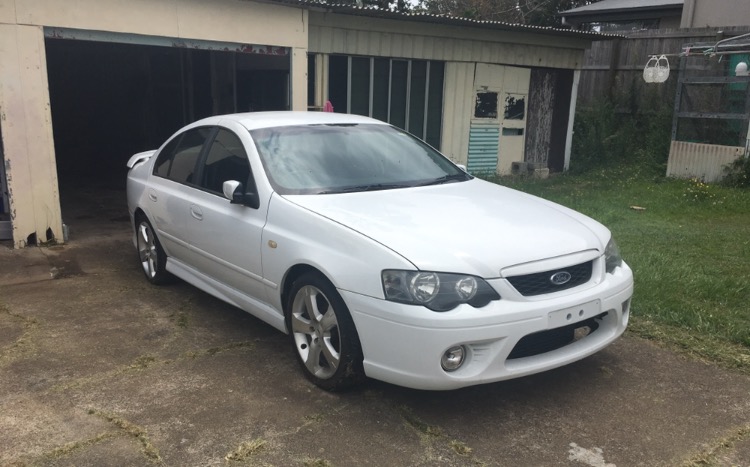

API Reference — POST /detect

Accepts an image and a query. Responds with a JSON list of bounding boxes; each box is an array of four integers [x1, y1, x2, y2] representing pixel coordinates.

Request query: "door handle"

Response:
[[190, 205, 203, 221], [148, 189, 157, 202]]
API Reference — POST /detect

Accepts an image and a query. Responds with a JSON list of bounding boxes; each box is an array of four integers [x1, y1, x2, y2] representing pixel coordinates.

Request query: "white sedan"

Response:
[[126, 111, 633, 391]]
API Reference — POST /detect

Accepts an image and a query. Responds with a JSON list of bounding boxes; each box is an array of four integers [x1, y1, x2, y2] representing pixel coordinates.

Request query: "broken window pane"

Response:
[[504, 95, 525, 120], [475, 92, 498, 119]]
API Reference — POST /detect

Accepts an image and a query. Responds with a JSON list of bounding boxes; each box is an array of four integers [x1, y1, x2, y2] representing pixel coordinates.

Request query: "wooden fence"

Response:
[[577, 26, 750, 109], [577, 26, 750, 181]]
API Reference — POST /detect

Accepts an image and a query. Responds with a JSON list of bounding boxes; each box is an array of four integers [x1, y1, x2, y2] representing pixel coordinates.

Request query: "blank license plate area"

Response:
[[548, 300, 601, 329]]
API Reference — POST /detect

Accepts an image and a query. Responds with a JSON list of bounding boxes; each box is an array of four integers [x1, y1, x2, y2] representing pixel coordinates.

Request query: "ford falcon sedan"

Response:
[[126, 111, 633, 391]]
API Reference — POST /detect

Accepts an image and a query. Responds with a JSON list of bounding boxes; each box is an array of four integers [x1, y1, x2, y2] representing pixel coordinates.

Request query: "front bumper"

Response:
[[342, 262, 633, 390]]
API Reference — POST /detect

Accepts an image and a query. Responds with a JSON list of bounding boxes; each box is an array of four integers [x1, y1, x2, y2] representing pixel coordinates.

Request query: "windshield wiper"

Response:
[[319, 183, 412, 194], [416, 173, 470, 187]]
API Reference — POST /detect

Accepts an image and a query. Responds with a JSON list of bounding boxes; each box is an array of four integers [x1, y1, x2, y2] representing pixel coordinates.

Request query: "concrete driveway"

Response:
[[1, 188, 749, 466]]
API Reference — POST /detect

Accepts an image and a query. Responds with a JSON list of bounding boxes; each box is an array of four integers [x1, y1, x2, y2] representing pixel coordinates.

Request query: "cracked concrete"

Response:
[[0, 188, 749, 466]]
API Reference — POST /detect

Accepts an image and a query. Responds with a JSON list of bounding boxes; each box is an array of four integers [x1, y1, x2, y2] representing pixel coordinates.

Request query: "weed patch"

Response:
[[0, 305, 39, 366], [225, 439, 267, 462], [398, 405, 442, 438], [680, 423, 750, 466], [722, 156, 750, 188], [303, 458, 332, 467], [449, 440, 472, 456], [185, 341, 255, 359], [38, 432, 118, 462], [87, 408, 162, 463]]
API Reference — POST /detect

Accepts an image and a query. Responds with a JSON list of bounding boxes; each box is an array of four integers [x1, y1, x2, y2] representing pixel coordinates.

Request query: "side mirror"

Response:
[[457, 164, 468, 172], [223, 180, 243, 201], [222, 180, 260, 209]]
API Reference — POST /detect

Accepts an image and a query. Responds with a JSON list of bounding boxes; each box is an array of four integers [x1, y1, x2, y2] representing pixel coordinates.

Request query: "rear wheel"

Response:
[[135, 217, 170, 284], [286, 272, 365, 391]]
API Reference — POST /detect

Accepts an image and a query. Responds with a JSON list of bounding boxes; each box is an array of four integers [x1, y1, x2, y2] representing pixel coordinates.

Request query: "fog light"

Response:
[[441, 345, 466, 372]]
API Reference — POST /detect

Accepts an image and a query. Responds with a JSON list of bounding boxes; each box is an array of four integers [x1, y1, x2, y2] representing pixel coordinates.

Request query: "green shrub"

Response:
[[722, 155, 750, 188], [571, 84, 672, 176]]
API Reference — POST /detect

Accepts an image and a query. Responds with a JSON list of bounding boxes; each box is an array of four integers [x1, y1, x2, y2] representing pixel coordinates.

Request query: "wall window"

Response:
[[504, 95, 525, 120], [475, 92, 498, 119], [327, 55, 445, 149]]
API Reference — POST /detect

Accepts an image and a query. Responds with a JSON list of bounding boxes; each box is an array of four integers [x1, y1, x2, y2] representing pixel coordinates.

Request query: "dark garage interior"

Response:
[[45, 37, 290, 211]]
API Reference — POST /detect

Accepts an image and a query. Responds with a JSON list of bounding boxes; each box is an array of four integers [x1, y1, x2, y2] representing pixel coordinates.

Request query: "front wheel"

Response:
[[135, 217, 170, 285], [286, 272, 365, 391]]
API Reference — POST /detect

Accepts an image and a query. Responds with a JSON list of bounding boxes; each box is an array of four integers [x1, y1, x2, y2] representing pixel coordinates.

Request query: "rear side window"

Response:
[[198, 129, 251, 194], [153, 127, 213, 184]]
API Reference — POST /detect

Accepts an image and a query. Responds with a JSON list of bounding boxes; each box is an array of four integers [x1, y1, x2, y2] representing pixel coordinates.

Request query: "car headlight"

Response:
[[382, 270, 500, 312], [605, 238, 623, 273]]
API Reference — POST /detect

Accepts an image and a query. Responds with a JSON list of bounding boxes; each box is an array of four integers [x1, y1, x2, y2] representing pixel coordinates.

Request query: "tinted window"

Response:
[[328, 55, 348, 113], [408, 61, 427, 138], [350, 57, 370, 117], [390, 61, 408, 129], [153, 136, 181, 178], [372, 58, 389, 121], [153, 127, 213, 184], [199, 129, 251, 194], [425, 61, 445, 149]]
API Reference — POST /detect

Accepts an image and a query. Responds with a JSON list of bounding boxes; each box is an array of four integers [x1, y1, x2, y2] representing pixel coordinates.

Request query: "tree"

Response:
[[336, 0, 410, 12], [418, 0, 599, 27]]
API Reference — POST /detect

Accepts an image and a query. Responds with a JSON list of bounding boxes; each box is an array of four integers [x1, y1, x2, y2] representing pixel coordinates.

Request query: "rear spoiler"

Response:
[[126, 150, 157, 169]]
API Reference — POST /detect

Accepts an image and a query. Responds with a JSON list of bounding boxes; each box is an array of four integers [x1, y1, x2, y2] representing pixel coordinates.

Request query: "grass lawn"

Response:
[[488, 165, 750, 373]]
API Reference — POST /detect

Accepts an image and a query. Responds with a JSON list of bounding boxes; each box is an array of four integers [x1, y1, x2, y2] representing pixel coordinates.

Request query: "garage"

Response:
[[45, 33, 291, 193], [0, 0, 308, 248]]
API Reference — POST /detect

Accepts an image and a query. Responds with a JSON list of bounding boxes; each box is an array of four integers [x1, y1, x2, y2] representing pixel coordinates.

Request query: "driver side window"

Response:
[[198, 129, 252, 195]]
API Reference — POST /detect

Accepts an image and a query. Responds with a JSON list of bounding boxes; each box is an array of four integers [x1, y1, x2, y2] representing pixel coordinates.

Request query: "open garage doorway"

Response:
[[44, 33, 289, 236]]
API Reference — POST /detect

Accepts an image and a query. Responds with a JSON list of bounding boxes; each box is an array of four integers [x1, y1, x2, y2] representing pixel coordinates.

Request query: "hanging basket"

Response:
[[642, 56, 658, 83], [654, 55, 670, 83]]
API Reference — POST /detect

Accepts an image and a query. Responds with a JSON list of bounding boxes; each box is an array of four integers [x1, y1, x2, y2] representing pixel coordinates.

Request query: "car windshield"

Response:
[[249, 123, 470, 195]]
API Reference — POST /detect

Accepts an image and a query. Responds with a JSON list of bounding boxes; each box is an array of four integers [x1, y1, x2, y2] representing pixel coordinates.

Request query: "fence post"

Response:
[[607, 38, 622, 100]]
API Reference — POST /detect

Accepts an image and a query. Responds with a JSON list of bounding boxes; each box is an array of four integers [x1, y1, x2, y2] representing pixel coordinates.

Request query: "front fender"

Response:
[[261, 193, 415, 311]]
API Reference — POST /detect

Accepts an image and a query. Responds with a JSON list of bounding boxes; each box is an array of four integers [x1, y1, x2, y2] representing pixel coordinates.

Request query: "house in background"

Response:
[[560, 0, 750, 33], [560, 0, 683, 32], [680, 0, 750, 29], [0, 0, 611, 248]]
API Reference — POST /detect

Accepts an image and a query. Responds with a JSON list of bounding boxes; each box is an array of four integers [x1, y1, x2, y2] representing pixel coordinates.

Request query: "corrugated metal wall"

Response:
[[666, 141, 745, 181], [441, 62, 475, 164], [308, 12, 586, 69], [309, 25, 582, 68]]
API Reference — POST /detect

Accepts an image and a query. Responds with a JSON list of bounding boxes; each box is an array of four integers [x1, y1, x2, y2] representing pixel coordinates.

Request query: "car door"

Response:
[[147, 127, 214, 265], [184, 124, 270, 303]]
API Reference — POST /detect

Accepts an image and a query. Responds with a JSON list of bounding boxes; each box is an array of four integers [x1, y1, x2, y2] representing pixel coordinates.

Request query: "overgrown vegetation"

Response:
[[571, 87, 673, 177], [486, 97, 750, 373], [722, 155, 750, 188]]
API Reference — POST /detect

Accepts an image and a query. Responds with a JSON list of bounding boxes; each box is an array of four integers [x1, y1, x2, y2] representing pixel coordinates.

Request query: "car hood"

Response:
[[283, 179, 609, 278]]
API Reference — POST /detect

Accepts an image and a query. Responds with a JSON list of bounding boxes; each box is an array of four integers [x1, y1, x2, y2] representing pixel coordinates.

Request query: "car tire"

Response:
[[135, 216, 170, 285], [286, 272, 365, 391]]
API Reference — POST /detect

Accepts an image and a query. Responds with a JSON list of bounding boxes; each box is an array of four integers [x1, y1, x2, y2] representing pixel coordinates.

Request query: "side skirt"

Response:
[[166, 258, 287, 333]]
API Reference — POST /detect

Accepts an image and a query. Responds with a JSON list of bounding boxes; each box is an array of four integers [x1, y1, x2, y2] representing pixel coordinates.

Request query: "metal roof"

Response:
[[263, 0, 622, 39], [560, 0, 683, 18]]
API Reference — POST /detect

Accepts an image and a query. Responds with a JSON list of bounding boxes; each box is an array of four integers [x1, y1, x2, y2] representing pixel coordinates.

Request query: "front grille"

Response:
[[506, 260, 592, 296], [507, 313, 605, 359]]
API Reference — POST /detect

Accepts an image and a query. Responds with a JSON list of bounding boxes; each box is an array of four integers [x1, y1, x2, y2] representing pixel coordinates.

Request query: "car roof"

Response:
[[193, 111, 388, 131]]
